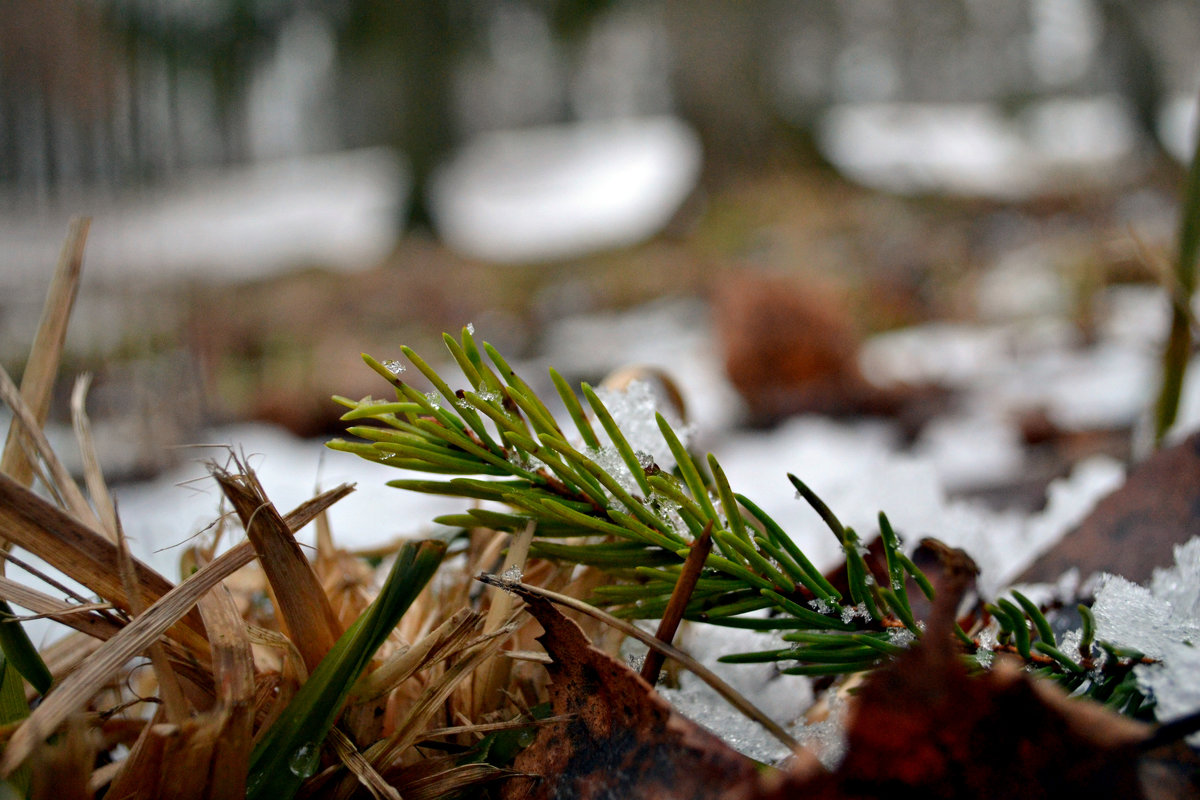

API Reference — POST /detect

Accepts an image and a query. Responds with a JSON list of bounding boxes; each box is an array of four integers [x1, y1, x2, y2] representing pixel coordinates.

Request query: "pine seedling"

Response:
[[331, 330, 1152, 712]]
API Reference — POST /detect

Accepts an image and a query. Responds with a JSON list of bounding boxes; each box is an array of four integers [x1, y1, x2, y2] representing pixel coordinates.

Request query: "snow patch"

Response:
[[429, 116, 702, 263]]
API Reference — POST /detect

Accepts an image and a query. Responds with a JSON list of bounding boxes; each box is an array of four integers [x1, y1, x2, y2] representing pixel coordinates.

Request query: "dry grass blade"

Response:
[[477, 574, 802, 752], [0, 576, 122, 642], [0, 362, 102, 532], [397, 763, 518, 800], [4, 603, 112, 622], [185, 481, 355, 586], [29, 634, 101, 697], [282, 482, 356, 531], [419, 713, 573, 740], [28, 716, 94, 800], [71, 374, 119, 541], [327, 727, 402, 800], [213, 467, 342, 673], [116, 520, 189, 724], [0, 215, 88, 491], [0, 472, 209, 651], [197, 583, 255, 710], [246, 539, 446, 800], [0, 536, 263, 775], [196, 584, 255, 799], [473, 520, 535, 716], [352, 607, 482, 702], [156, 715, 227, 800], [104, 710, 170, 800], [364, 623, 518, 780], [207, 711, 254, 800]]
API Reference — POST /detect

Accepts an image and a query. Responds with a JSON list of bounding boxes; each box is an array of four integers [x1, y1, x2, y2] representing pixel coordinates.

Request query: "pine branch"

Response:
[[329, 329, 1150, 713]]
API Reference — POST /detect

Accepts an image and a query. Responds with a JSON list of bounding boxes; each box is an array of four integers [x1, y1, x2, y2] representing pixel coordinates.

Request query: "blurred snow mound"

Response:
[[818, 96, 1141, 198], [429, 116, 702, 263], [0, 148, 408, 288]]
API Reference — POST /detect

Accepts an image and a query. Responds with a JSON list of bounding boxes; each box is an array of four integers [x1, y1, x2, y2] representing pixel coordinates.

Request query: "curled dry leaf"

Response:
[[752, 614, 1156, 800], [502, 593, 760, 800]]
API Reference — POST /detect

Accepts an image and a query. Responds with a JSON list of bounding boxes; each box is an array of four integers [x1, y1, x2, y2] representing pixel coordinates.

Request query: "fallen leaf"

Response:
[[502, 594, 761, 800], [753, 606, 1154, 799], [1019, 431, 1200, 585]]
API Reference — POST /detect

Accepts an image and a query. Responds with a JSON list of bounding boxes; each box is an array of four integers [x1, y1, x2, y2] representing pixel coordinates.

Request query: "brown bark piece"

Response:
[[502, 595, 760, 800]]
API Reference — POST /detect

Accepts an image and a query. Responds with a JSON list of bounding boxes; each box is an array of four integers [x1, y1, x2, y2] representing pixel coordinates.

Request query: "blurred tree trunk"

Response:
[[663, 0, 837, 185], [663, 0, 780, 183], [336, 1, 463, 230]]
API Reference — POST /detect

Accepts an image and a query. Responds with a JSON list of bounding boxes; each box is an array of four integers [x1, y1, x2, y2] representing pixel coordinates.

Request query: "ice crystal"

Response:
[[595, 380, 682, 471], [649, 492, 686, 536], [589, 446, 641, 498], [499, 564, 524, 585], [382, 359, 406, 375], [974, 620, 1000, 668], [887, 626, 916, 648], [808, 598, 833, 615], [840, 603, 869, 624]]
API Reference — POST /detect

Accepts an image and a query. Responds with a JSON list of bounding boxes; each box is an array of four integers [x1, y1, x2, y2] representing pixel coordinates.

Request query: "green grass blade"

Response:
[[246, 539, 446, 800], [0, 657, 30, 794], [0, 602, 51, 696], [1155, 85, 1200, 443]]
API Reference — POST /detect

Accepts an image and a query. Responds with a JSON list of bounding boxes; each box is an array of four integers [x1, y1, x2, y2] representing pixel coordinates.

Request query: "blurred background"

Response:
[[2, 0, 1199, 502]]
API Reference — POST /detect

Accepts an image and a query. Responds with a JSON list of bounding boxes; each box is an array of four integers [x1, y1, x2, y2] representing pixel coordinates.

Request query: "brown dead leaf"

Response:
[[501, 594, 760, 800], [753, 613, 1153, 800], [713, 271, 918, 426], [1019, 430, 1200, 585]]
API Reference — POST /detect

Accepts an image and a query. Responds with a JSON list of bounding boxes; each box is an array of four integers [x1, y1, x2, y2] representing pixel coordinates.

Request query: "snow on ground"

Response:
[[111, 423, 468, 582]]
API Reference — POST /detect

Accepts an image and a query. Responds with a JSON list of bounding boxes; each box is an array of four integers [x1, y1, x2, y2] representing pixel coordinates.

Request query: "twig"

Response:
[[641, 522, 712, 685]]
